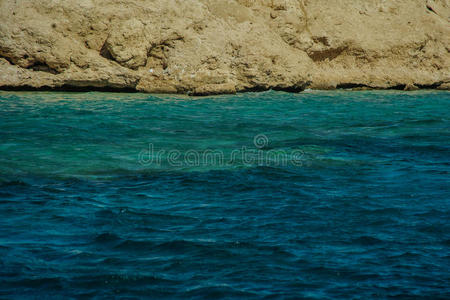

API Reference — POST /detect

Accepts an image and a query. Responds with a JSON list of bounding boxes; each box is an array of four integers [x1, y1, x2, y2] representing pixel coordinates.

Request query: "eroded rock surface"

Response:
[[0, 0, 449, 94]]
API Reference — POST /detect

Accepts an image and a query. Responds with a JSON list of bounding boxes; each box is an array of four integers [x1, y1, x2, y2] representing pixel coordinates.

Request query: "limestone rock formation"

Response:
[[0, 0, 449, 94]]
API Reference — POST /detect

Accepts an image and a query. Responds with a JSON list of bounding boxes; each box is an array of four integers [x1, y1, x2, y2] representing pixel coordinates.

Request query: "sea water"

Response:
[[0, 90, 449, 298]]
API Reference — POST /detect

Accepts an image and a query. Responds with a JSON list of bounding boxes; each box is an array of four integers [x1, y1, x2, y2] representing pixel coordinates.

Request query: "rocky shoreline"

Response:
[[1, 0, 449, 95]]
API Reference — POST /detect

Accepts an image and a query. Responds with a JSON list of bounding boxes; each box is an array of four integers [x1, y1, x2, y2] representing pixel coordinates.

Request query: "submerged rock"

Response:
[[0, 0, 449, 94]]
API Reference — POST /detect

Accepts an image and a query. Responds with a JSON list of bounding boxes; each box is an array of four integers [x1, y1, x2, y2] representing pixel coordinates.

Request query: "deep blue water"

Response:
[[0, 90, 449, 299]]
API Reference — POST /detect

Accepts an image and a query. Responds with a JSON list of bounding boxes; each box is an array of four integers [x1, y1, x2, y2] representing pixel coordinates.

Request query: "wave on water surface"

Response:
[[0, 90, 449, 298]]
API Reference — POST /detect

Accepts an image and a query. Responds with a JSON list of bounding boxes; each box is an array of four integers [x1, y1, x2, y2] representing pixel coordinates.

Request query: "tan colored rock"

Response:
[[191, 82, 237, 96], [438, 82, 450, 90], [102, 19, 151, 70], [0, 0, 448, 95], [404, 83, 419, 91]]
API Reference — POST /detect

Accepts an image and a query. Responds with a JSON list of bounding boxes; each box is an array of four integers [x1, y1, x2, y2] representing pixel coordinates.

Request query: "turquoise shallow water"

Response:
[[0, 90, 449, 298]]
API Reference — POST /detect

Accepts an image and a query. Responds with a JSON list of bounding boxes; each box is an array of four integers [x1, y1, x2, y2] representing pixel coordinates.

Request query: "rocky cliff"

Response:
[[0, 0, 449, 95]]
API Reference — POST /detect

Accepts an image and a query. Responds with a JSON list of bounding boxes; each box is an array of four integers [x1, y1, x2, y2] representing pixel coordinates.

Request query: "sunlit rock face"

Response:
[[0, 0, 449, 94]]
